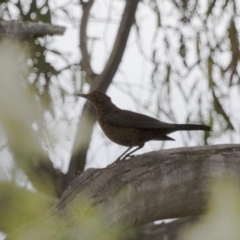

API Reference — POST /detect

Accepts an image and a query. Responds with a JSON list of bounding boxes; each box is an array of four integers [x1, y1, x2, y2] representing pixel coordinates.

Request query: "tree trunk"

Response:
[[8, 144, 240, 239]]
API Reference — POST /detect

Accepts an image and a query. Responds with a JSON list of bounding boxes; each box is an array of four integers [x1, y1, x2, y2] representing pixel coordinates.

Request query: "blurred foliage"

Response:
[[0, 42, 60, 197], [58, 197, 123, 240], [0, 182, 55, 233], [0, 0, 79, 121], [6, 194, 123, 240], [0, 0, 81, 172], [179, 176, 240, 240]]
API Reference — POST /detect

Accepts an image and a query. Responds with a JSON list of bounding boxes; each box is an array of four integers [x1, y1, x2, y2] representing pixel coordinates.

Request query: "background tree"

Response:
[[0, 0, 239, 239]]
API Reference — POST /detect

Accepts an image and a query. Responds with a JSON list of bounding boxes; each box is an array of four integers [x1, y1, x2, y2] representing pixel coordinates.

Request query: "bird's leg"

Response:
[[122, 144, 144, 160], [112, 144, 144, 164], [114, 147, 133, 163]]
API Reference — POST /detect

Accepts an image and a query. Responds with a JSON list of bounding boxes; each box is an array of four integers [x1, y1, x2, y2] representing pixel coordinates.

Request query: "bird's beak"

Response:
[[74, 92, 90, 99]]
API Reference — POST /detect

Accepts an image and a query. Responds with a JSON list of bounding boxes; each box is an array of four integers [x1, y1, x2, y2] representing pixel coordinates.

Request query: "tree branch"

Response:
[[94, 0, 139, 91], [0, 20, 66, 39], [79, 0, 95, 78], [61, 102, 96, 191], [9, 144, 240, 239]]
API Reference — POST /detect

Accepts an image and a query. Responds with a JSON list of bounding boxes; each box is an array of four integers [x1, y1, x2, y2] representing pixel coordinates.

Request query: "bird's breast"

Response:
[[97, 114, 153, 147]]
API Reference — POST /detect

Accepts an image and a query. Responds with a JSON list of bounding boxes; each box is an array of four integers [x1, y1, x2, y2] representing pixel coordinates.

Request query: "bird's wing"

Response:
[[104, 110, 176, 129]]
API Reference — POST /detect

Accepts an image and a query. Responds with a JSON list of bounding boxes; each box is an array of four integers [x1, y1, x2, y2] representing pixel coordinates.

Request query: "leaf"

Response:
[[152, 49, 157, 62], [222, 0, 230, 11], [165, 64, 171, 84], [212, 90, 234, 130], [228, 20, 238, 54], [206, 0, 216, 18], [196, 34, 200, 60], [207, 55, 216, 88]]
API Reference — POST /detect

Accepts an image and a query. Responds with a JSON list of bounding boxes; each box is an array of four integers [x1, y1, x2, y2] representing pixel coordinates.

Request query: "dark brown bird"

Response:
[[75, 91, 211, 162]]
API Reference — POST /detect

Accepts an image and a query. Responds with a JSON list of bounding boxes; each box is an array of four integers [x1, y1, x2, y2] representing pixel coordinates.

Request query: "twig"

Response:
[[79, 0, 95, 78], [0, 20, 66, 40]]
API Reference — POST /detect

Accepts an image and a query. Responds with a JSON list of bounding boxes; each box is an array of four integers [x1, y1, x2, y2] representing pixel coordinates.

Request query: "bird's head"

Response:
[[75, 91, 113, 109]]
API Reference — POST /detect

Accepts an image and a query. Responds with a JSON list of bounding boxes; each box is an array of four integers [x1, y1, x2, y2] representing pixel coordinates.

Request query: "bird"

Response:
[[75, 91, 211, 162]]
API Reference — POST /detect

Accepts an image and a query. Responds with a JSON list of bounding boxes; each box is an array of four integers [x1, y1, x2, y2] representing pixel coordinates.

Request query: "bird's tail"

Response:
[[174, 124, 212, 131]]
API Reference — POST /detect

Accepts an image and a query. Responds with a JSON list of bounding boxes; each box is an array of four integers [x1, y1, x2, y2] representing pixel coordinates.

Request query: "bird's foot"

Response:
[[112, 156, 128, 164], [115, 157, 122, 163], [109, 157, 122, 165], [110, 154, 137, 165], [122, 154, 136, 161], [75, 170, 81, 176]]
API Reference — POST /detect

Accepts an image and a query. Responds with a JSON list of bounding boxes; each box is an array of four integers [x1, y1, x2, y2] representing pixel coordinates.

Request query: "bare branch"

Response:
[[0, 20, 66, 40], [79, 0, 95, 78], [94, 0, 140, 91], [61, 102, 96, 191], [9, 144, 240, 239]]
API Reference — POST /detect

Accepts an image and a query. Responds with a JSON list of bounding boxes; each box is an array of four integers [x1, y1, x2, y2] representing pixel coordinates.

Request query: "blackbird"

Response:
[[75, 91, 211, 161]]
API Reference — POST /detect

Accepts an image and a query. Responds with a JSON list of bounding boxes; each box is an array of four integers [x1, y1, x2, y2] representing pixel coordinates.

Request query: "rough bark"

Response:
[[0, 20, 65, 39], [8, 144, 240, 239]]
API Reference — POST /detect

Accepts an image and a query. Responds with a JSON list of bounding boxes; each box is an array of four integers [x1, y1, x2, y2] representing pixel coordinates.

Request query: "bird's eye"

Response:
[[93, 92, 102, 104]]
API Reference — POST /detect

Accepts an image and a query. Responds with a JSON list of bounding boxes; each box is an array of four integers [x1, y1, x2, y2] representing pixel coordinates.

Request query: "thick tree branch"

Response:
[[94, 0, 140, 91], [0, 20, 66, 39], [9, 144, 240, 239]]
